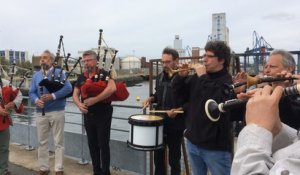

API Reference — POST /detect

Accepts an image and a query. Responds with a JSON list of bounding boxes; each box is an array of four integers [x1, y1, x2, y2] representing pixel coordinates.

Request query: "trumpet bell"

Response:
[[246, 75, 258, 88]]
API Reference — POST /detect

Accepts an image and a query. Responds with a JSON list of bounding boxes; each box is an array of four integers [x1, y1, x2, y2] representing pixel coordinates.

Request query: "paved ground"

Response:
[[8, 143, 135, 175], [8, 163, 36, 175]]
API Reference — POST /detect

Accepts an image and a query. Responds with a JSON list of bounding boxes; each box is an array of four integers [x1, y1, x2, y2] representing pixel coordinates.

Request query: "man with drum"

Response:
[[143, 47, 185, 175], [73, 50, 116, 175]]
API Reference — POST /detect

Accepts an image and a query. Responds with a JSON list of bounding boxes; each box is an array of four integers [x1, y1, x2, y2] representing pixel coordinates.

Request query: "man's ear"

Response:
[[219, 58, 225, 64], [286, 66, 295, 74]]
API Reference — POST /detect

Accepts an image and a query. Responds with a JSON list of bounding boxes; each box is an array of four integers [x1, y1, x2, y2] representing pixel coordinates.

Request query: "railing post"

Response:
[[25, 99, 34, 151], [78, 114, 88, 165]]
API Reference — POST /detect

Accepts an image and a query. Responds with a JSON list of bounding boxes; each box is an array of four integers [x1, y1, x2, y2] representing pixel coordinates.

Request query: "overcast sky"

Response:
[[1, 0, 300, 60]]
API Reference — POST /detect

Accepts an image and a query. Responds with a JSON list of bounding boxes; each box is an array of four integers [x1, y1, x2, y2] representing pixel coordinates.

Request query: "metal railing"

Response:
[[11, 96, 147, 174]]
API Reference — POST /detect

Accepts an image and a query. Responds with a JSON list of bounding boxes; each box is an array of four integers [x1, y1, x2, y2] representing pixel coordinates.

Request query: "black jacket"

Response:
[[279, 95, 300, 129], [151, 71, 185, 131], [173, 68, 239, 152]]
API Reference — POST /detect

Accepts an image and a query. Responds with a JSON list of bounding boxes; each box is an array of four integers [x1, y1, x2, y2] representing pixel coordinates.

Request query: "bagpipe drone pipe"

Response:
[[38, 36, 82, 98], [80, 29, 129, 103]]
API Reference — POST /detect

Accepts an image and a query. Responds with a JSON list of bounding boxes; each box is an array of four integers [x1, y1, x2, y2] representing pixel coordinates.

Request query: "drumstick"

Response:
[[149, 110, 184, 114]]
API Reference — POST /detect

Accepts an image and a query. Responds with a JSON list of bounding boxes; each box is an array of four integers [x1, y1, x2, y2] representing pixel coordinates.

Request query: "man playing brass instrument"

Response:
[[29, 50, 72, 175], [173, 41, 242, 175]]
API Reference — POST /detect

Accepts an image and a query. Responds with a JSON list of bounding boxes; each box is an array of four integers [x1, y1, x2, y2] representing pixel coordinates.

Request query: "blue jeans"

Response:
[[187, 140, 231, 175]]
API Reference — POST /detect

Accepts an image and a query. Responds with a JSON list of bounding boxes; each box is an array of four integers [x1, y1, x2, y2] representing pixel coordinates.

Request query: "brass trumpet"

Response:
[[165, 65, 193, 78], [165, 59, 204, 78]]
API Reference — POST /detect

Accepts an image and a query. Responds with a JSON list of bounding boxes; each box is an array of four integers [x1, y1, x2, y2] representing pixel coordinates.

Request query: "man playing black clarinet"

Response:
[[29, 50, 72, 175], [72, 50, 116, 175]]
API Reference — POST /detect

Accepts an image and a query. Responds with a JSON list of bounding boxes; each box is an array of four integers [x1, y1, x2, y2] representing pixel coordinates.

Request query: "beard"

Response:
[[41, 63, 50, 70], [85, 66, 96, 73]]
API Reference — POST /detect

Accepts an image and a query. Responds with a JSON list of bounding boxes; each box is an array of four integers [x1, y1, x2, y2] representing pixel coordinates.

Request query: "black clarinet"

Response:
[[39, 85, 45, 116], [40, 69, 48, 116], [205, 84, 300, 122]]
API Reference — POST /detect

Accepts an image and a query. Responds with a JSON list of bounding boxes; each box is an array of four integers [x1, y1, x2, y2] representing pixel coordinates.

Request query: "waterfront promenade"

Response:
[[8, 143, 135, 175]]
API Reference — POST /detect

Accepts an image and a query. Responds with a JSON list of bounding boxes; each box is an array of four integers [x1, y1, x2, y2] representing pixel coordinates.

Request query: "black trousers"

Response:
[[84, 106, 113, 175], [154, 129, 184, 175]]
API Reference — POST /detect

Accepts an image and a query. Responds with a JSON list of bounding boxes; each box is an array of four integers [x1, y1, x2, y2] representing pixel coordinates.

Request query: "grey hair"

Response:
[[43, 50, 55, 62], [82, 50, 97, 60], [270, 49, 296, 73]]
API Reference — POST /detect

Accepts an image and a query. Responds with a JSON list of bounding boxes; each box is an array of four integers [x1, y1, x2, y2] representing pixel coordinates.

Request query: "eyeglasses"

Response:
[[203, 54, 217, 58], [161, 60, 172, 64], [81, 59, 95, 63]]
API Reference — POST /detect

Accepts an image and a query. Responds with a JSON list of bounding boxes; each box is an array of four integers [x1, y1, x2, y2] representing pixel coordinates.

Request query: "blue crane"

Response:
[[245, 31, 273, 74]]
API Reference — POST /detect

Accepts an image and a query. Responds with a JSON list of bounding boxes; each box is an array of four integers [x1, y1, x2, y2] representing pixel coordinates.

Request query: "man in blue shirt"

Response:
[[29, 50, 72, 175]]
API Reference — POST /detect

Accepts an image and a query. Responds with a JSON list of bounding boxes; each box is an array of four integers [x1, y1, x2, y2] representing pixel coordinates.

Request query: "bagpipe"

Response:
[[39, 35, 82, 96], [80, 29, 129, 102], [0, 63, 28, 131]]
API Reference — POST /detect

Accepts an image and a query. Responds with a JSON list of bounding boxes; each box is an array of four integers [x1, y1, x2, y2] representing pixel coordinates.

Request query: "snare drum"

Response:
[[127, 114, 164, 151]]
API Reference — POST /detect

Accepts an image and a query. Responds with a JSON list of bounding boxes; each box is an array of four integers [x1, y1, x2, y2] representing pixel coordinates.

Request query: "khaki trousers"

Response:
[[36, 110, 65, 172]]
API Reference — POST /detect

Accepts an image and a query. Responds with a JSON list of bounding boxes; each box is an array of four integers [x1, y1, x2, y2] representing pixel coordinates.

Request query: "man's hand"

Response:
[[83, 97, 97, 107], [5, 102, 15, 111], [165, 108, 179, 119], [270, 70, 294, 88], [166, 107, 183, 119], [192, 63, 206, 77], [41, 94, 53, 102], [233, 72, 247, 93], [142, 97, 153, 109], [78, 102, 88, 114], [245, 85, 283, 136], [35, 99, 45, 109], [0, 106, 9, 116]]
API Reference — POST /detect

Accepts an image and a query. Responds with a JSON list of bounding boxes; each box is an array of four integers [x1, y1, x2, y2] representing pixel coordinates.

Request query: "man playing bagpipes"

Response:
[[29, 50, 72, 175], [0, 75, 23, 175], [73, 50, 117, 175]]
